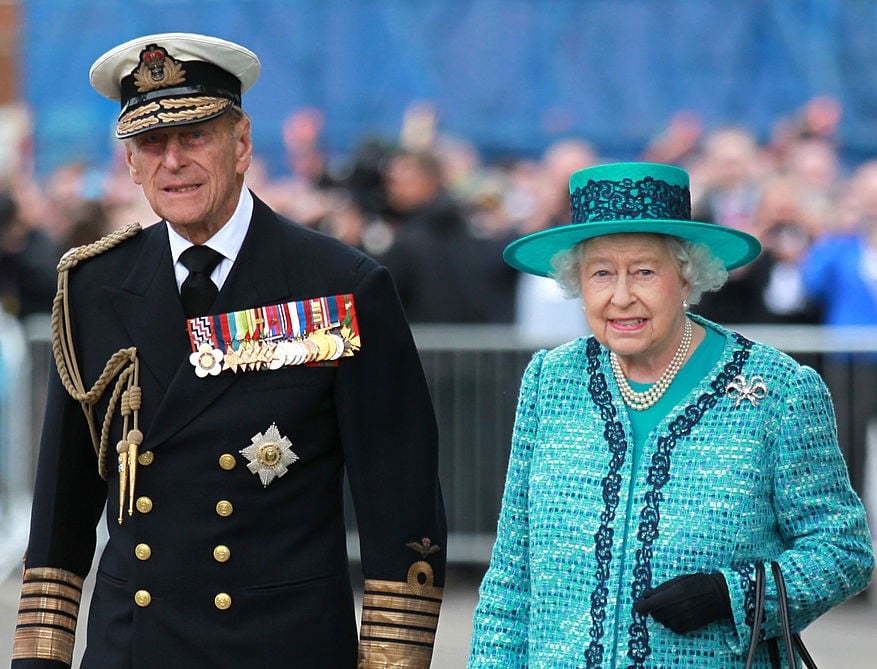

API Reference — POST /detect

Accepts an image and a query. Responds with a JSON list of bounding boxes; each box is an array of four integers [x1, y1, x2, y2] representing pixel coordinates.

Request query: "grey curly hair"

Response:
[[550, 235, 728, 304]]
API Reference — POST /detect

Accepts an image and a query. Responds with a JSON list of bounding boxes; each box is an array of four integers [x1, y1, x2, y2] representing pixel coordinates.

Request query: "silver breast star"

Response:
[[239, 423, 299, 487]]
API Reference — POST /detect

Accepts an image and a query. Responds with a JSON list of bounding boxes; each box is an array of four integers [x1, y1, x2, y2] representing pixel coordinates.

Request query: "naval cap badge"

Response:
[[133, 44, 187, 92], [239, 423, 299, 487]]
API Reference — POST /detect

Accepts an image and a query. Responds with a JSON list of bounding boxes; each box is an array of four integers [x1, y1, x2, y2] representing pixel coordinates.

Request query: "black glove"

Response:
[[634, 572, 731, 634]]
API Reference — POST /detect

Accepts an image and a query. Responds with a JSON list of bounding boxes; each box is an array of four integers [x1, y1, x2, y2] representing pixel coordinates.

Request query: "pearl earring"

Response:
[[683, 300, 689, 311]]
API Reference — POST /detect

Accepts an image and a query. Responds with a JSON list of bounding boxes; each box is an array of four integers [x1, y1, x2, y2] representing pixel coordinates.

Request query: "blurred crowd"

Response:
[[3, 96, 877, 339], [3, 96, 877, 507]]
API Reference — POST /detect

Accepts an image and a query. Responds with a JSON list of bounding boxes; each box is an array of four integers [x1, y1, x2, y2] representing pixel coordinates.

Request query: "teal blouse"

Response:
[[626, 322, 724, 468]]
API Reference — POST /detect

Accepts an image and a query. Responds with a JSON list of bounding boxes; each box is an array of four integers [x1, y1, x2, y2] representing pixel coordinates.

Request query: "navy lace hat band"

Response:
[[571, 176, 691, 224]]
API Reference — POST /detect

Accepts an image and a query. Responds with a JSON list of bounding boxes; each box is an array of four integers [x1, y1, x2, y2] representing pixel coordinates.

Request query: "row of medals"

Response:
[[196, 326, 358, 375], [266, 330, 349, 368]]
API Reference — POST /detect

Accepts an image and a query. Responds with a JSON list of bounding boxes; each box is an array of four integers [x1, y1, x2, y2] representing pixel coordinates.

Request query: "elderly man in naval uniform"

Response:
[[11, 32, 446, 669]]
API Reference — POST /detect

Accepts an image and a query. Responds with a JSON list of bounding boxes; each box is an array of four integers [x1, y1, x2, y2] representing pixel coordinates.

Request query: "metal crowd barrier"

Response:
[[2, 321, 876, 571], [0, 313, 46, 577]]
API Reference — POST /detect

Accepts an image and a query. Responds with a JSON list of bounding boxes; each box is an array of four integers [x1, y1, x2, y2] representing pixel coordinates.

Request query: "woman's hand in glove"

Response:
[[634, 572, 731, 633]]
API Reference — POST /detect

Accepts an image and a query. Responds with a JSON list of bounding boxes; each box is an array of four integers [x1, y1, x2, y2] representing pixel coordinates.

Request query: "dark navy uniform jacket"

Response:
[[14, 193, 447, 668]]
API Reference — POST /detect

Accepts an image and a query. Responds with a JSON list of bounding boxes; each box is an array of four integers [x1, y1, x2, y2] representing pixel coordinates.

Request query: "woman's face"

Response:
[[579, 233, 689, 370]]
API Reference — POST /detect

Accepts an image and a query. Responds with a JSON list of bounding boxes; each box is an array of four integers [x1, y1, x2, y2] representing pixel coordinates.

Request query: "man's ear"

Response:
[[234, 115, 253, 176], [125, 143, 143, 185]]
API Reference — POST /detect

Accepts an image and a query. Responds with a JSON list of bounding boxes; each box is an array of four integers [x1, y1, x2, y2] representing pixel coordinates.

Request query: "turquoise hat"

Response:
[[503, 162, 762, 277]]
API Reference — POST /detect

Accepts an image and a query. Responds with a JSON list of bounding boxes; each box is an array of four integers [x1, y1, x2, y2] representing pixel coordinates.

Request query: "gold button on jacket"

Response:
[[136, 496, 153, 513], [218, 454, 236, 470], [215, 500, 233, 517], [134, 590, 151, 607], [213, 545, 231, 563], [134, 544, 152, 561], [137, 451, 155, 466], [214, 593, 232, 610]]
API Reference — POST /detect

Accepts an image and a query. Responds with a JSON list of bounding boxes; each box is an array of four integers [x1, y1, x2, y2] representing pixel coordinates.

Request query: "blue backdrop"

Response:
[[21, 0, 877, 178]]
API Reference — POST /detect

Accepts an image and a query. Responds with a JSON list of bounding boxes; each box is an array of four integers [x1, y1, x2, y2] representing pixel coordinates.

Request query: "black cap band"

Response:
[[120, 84, 241, 117], [119, 57, 242, 111]]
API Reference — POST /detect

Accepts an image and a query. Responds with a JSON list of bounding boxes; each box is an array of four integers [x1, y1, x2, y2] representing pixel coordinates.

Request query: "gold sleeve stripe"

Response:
[[361, 608, 440, 629], [362, 593, 442, 616], [360, 624, 436, 646], [12, 568, 83, 664], [20, 592, 81, 611], [22, 567, 84, 589], [15, 611, 78, 632], [21, 582, 82, 602], [12, 627, 77, 664], [357, 639, 434, 668]]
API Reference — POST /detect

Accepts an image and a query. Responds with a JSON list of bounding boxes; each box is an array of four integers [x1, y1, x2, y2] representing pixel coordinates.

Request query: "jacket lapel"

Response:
[[106, 223, 188, 393]]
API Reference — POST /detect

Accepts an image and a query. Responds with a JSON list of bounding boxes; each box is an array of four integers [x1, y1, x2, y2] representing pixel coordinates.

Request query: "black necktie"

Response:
[[179, 245, 223, 318]]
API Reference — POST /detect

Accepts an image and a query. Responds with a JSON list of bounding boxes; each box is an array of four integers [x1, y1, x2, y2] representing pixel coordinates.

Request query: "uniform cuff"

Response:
[[358, 561, 444, 668], [13, 567, 83, 666]]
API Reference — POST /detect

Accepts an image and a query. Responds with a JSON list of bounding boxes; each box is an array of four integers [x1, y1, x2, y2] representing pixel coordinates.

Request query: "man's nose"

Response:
[[161, 137, 188, 169]]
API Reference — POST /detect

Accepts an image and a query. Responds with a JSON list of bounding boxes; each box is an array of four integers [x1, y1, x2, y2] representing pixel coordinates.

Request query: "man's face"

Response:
[[125, 113, 252, 243]]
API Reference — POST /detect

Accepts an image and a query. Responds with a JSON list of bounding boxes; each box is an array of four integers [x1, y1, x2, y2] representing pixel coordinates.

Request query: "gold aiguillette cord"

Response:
[[49, 223, 145, 525], [117, 362, 143, 524]]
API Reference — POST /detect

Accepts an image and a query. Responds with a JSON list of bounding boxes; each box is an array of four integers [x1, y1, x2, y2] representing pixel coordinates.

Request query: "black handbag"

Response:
[[744, 561, 818, 668]]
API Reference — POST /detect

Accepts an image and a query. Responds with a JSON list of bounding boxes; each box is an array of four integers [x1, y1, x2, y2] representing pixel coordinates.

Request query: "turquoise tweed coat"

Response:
[[469, 318, 873, 668]]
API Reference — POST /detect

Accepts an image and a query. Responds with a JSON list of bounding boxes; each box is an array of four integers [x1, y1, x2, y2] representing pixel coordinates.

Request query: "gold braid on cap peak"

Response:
[[52, 223, 145, 524], [117, 96, 231, 137], [358, 543, 443, 669]]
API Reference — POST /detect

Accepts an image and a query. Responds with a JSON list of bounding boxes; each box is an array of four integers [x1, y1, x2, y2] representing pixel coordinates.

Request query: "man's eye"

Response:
[[180, 130, 209, 146]]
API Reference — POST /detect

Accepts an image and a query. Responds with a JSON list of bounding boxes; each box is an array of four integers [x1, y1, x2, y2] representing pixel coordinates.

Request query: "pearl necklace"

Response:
[[609, 318, 693, 411]]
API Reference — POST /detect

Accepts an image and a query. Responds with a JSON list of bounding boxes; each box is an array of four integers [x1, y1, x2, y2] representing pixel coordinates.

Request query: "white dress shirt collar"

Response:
[[168, 186, 253, 291]]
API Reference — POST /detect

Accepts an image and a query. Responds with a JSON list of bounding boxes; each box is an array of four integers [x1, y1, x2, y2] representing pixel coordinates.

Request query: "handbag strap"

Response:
[[744, 562, 767, 669], [745, 562, 819, 669], [771, 561, 819, 669]]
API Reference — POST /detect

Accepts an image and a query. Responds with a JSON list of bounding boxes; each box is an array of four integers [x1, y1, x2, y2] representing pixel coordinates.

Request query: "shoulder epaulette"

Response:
[[57, 222, 142, 273]]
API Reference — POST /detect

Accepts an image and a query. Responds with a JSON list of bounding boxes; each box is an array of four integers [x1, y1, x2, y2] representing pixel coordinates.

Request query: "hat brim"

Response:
[[503, 219, 762, 277]]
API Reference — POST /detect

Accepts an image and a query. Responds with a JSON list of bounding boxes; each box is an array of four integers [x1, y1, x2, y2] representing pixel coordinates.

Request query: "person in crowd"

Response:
[[780, 135, 842, 213], [697, 174, 823, 326], [64, 199, 114, 249], [378, 147, 515, 323], [638, 110, 703, 166], [801, 159, 877, 498], [513, 138, 596, 342], [12, 32, 445, 668], [690, 126, 766, 234], [0, 190, 60, 318], [686, 127, 767, 323], [768, 95, 843, 167], [468, 162, 873, 668]]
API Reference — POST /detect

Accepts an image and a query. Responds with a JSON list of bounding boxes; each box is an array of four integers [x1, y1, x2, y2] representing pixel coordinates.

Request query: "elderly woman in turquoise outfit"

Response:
[[468, 162, 873, 668]]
